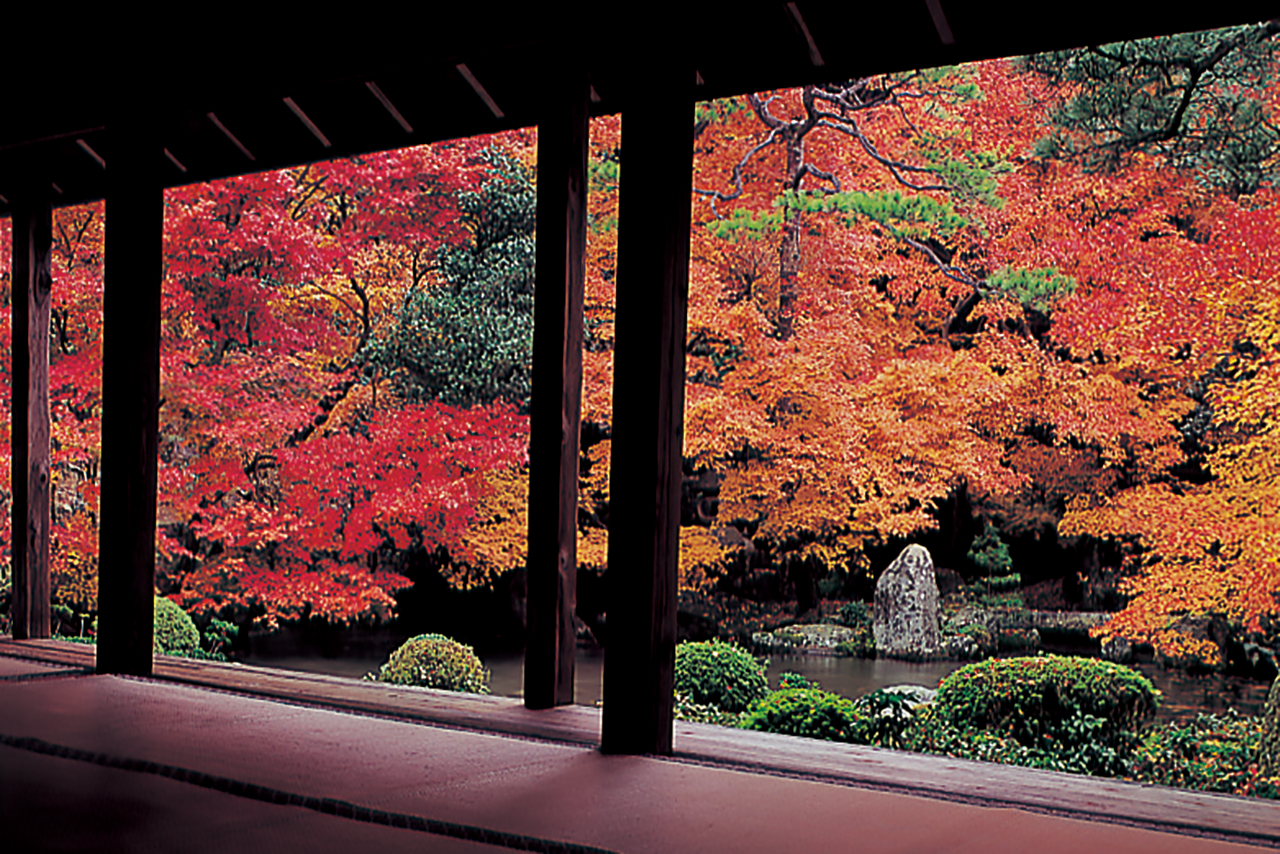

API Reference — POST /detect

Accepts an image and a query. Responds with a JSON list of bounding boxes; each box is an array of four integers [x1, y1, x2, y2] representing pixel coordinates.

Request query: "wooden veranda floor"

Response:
[[1, 638, 1277, 852]]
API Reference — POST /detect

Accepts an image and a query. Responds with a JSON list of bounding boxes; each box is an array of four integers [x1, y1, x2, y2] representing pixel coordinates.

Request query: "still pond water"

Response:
[[242, 629, 1272, 724]]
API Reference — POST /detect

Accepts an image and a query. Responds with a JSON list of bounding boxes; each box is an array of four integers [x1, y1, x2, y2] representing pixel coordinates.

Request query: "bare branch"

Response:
[[796, 162, 840, 193], [692, 124, 786, 217], [747, 92, 784, 128], [899, 234, 990, 336], [814, 119, 950, 191]]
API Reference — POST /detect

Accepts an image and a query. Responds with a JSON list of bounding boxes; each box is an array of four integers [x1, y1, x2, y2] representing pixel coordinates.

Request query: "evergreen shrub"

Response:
[[777, 671, 815, 690], [368, 634, 490, 694], [832, 601, 876, 657], [1128, 711, 1279, 799], [742, 687, 869, 743], [967, 521, 1013, 577], [928, 655, 1159, 775], [153, 595, 200, 656], [673, 639, 768, 713]]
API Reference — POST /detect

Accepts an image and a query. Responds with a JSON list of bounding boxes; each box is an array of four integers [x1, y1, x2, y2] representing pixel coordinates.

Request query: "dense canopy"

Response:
[[0, 23, 1277, 668]]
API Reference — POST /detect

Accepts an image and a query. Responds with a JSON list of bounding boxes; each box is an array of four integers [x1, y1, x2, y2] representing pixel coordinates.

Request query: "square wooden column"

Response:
[[96, 104, 162, 675], [601, 39, 695, 755], [9, 178, 52, 640], [524, 53, 590, 709]]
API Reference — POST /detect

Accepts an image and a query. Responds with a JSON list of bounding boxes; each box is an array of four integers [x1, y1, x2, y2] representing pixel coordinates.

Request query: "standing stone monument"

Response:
[[873, 544, 941, 659]]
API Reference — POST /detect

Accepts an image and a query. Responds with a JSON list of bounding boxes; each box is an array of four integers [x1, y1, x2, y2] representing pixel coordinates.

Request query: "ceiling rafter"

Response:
[[0, 2, 1275, 213]]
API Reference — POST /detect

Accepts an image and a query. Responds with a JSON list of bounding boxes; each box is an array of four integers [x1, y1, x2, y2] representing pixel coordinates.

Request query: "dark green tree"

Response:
[[1023, 22, 1280, 195], [364, 147, 536, 409]]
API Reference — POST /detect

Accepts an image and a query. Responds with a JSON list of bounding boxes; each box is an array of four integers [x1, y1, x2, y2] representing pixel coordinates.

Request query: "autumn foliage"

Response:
[[0, 24, 1277, 668], [2, 136, 539, 630]]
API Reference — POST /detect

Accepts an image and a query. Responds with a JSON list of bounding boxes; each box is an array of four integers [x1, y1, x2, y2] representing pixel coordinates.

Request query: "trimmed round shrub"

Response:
[[742, 687, 869, 743], [368, 634, 490, 694], [674, 639, 768, 713], [935, 655, 1159, 735], [153, 595, 200, 656], [930, 655, 1159, 775]]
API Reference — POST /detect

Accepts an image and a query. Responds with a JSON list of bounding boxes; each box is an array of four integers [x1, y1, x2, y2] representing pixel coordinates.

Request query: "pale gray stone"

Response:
[[873, 544, 941, 659]]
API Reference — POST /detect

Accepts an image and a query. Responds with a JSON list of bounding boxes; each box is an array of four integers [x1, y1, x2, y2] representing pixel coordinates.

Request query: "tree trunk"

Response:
[[777, 129, 804, 340]]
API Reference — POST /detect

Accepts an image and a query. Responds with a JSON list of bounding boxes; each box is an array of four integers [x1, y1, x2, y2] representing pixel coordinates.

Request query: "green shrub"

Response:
[[857, 688, 917, 749], [199, 618, 239, 661], [835, 601, 871, 628], [742, 687, 869, 743], [1127, 712, 1278, 799], [904, 705, 1048, 766], [777, 671, 816, 690], [967, 522, 1013, 577], [673, 640, 768, 713], [674, 692, 751, 727], [832, 601, 875, 657], [153, 596, 200, 656], [935, 656, 1159, 735], [930, 655, 1159, 776], [367, 634, 490, 694], [1262, 676, 1280, 778]]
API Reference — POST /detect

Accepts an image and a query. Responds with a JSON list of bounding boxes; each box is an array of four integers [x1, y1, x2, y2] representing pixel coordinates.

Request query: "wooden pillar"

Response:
[[600, 36, 694, 755], [9, 177, 52, 640], [524, 50, 589, 709], [96, 97, 161, 675]]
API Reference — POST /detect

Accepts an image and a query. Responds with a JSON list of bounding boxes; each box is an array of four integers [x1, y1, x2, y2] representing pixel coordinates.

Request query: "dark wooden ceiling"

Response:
[[2, 2, 1277, 214]]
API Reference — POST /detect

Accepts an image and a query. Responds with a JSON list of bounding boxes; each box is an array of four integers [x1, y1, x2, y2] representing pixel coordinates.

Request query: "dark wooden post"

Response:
[[524, 51, 590, 709], [9, 176, 53, 640], [600, 37, 694, 755], [96, 100, 161, 675]]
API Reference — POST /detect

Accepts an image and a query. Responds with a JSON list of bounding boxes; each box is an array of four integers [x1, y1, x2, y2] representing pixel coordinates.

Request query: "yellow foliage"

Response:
[[443, 465, 528, 589], [678, 527, 727, 593], [577, 526, 610, 572], [1066, 274, 1280, 662]]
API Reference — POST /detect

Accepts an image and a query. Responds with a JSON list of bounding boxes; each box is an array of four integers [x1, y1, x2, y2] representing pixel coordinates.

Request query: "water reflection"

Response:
[[242, 629, 1272, 724]]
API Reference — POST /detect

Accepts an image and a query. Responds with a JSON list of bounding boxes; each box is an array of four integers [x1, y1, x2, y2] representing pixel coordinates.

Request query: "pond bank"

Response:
[[240, 624, 1272, 724]]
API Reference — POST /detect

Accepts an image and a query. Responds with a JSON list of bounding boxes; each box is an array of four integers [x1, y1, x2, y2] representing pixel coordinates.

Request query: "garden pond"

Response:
[[241, 624, 1272, 724]]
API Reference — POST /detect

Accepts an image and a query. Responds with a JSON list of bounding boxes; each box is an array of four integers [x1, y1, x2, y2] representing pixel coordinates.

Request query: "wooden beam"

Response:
[[524, 51, 590, 709], [600, 38, 694, 755], [9, 180, 52, 640], [96, 101, 161, 675]]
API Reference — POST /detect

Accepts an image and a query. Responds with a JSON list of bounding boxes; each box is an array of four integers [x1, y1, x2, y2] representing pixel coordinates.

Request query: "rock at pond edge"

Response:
[[873, 544, 941, 660]]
